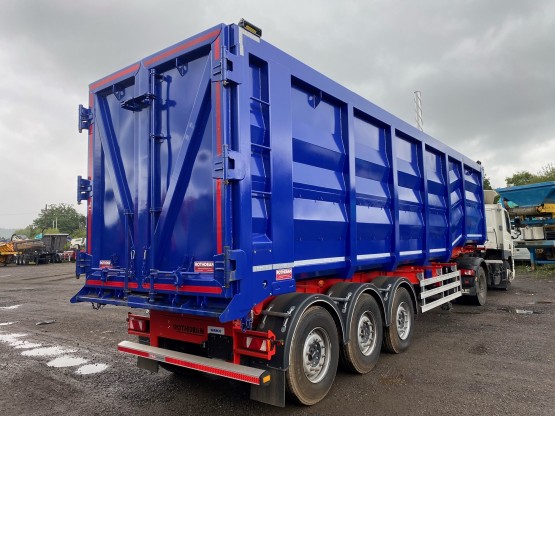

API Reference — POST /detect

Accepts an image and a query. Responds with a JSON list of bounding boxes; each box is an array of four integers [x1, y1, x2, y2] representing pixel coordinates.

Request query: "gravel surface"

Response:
[[1, 262, 554, 415]]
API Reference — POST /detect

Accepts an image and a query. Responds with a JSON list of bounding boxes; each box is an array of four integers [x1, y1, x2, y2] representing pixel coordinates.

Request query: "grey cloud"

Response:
[[0, 0, 553, 228]]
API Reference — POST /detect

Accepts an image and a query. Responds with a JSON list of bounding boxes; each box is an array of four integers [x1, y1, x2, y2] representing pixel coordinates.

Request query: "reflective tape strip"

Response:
[[294, 257, 345, 267], [357, 253, 390, 260], [253, 257, 345, 272], [253, 262, 294, 273]]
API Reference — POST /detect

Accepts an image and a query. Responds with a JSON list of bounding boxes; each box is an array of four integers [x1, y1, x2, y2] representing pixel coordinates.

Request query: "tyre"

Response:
[[287, 306, 339, 405], [498, 260, 513, 291], [341, 294, 383, 374], [470, 266, 487, 305], [383, 287, 414, 354]]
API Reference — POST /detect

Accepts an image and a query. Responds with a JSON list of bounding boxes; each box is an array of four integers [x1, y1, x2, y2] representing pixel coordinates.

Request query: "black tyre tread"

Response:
[[342, 294, 383, 374], [470, 266, 487, 305], [287, 306, 339, 406], [383, 288, 414, 354]]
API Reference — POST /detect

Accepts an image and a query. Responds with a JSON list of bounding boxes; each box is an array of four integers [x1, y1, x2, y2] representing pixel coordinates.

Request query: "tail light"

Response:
[[127, 313, 150, 337], [460, 269, 475, 276]]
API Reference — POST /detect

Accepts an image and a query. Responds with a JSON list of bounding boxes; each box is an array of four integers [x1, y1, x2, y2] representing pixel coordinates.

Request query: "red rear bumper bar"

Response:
[[118, 341, 271, 386]]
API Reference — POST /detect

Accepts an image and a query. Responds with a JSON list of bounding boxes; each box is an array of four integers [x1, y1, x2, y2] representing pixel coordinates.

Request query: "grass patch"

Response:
[[516, 264, 555, 278]]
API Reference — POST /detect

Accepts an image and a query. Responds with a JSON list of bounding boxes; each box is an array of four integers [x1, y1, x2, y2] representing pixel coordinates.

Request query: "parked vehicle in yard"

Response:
[[0, 241, 16, 266], [72, 21, 511, 406], [70, 238, 86, 250], [13, 233, 69, 264], [455, 195, 514, 304], [496, 181, 555, 270]]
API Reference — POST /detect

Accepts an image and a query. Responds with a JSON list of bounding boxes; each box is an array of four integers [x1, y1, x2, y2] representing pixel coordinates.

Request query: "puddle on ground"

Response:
[[21, 346, 76, 357], [14, 342, 43, 350], [47, 356, 89, 368], [75, 363, 108, 375], [0, 322, 14, 326], [9, 340, 31, 347], [0, 305, 21, 310], [497, 307, 541, 315], [0, 333, 27, 346]]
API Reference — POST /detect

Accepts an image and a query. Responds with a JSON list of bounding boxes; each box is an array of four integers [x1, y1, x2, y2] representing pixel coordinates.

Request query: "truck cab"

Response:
[[483, 203, 515, 285], [457, 200, 514, 304]]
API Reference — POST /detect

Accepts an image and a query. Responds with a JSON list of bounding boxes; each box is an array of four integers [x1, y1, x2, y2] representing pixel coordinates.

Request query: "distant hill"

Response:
[[0, 228, 16, 241]]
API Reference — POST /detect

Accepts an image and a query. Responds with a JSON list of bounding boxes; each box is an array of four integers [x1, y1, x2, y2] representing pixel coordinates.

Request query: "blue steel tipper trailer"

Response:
[[72, 20, 486, 406]]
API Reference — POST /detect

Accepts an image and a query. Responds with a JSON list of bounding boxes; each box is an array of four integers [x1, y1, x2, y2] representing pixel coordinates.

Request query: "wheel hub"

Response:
[[357, 313, 376, 355], [302, 328, 330, 383]]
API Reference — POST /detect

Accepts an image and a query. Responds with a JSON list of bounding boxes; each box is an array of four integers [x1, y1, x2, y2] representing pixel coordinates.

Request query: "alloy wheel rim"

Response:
[[302, 327, 331, 383], [357, 312, 376, 355], [396, 302, 410, 340]]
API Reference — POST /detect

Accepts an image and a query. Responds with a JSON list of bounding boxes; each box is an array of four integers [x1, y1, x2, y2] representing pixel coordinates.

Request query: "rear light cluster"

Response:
[[127, 313, 150, 337], [460, 269, 476, 277], [233, 330, 276, 360]]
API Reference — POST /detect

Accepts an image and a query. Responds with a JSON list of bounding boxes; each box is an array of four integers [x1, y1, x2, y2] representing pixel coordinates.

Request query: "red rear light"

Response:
[[127, 313, 150, 336], [460, 269, 475, 276]]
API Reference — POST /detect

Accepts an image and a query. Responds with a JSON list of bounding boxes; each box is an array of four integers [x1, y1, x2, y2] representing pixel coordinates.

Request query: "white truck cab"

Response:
[[456, 195, 514, 305], [483, 203, 515, 284]]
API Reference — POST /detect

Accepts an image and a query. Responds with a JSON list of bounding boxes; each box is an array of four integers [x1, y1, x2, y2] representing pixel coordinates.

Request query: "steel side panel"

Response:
[[238, 27, 485, 286]]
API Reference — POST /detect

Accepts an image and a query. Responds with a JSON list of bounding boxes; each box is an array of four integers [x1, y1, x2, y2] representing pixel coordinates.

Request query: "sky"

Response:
[[0, 0, 554, 229]]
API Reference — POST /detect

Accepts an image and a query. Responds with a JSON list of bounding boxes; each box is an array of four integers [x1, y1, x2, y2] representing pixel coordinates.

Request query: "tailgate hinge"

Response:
[[76, 251, 92, 277], [78, 104, 93, 133], [212, 47, 244, 86], [213, 144, 245, 183], [77, 176, 92, 205]]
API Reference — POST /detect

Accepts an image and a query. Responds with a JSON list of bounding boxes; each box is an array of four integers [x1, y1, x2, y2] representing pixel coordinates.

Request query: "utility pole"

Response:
[[414, 90, 423, 131]]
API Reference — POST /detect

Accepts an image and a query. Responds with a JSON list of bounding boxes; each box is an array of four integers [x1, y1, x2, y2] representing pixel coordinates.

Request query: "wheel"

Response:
[[383, 287, 414, 354], [499, 260, 513, 291], [341, 294, 383, 374], [470, 266, 487, 305], [287, 306, 339, 405]]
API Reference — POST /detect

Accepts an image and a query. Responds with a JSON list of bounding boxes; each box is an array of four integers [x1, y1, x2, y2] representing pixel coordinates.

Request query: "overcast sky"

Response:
[[1, 0, 553, 229]]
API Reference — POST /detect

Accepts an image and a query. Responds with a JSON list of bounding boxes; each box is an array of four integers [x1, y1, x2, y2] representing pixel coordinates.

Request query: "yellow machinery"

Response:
[[0, 241, 16, 266], [496, 182, 555, 269]]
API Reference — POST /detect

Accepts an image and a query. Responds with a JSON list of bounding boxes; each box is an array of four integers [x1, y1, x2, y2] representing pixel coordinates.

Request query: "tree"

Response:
[[14, 225, 39, 239], [539, 163, 555, 181], [505, 162, 555, 186], [32, 204, 86, 235], [483, 174, 492, 190]]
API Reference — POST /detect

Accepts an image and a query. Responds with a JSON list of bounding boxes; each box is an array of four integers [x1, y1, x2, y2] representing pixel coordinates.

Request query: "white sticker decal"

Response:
[[208, 326, 225, 335], [194, 261, 214, 273], [276, 268, 293, 281]]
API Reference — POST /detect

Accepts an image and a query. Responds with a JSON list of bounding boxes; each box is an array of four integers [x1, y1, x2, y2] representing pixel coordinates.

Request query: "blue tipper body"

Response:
[[72, 22, 486, 322]]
